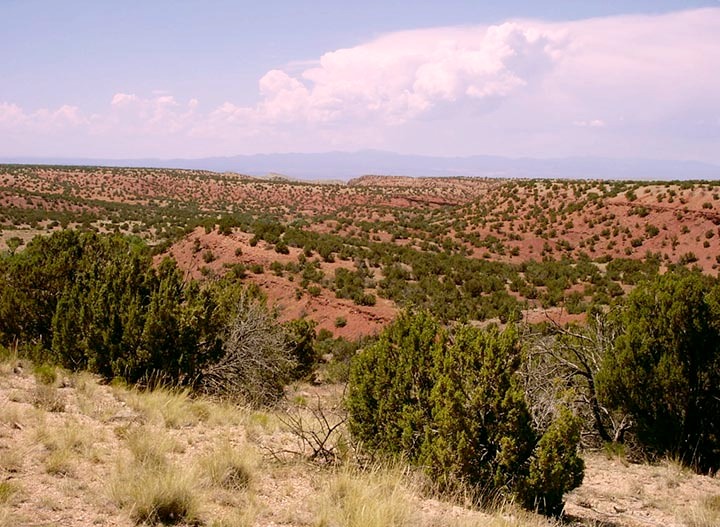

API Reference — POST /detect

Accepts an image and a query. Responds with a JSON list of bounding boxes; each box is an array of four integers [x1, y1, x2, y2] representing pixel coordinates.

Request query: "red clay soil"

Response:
[[161, 228, 396, 339]]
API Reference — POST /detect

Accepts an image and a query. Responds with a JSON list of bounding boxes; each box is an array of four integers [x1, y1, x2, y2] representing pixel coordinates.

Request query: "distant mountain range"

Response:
[[2, 150, 719, 181]]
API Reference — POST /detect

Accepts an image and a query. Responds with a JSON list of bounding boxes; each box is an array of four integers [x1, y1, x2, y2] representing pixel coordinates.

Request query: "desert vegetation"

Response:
[[1, 166, 720, 526]]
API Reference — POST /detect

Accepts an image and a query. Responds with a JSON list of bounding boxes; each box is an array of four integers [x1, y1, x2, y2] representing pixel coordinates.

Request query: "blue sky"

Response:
[[1, 1, 719, 161]]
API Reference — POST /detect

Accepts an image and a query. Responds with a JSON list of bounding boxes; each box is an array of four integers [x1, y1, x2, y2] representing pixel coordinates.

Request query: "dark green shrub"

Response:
[[347, 311, 441, 458], [347, 311, 583, 514], [597, 270, 720, 472], [284, 318, 318, 379], [275, 240, 289, 254], [678, 252, 698, 265], [227, 263, 246, 279], [269, 261, 284, 276], [0, 231, 226, 387], [521, 408, 584, 515], [355, 292, 376, 306]]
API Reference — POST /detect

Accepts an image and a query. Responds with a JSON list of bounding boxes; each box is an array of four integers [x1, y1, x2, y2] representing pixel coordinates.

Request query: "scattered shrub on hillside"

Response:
[[678, 252, 699, 265], [275, 240, 290, 254]]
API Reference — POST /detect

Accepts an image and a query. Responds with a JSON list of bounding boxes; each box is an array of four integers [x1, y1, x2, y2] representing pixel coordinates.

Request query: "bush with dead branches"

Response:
[[267, 397, 350, 465], [197, 293, 295, 406], [523, 310, 631, 447]]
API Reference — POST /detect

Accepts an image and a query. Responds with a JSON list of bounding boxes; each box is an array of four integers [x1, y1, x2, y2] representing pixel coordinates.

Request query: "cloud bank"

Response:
[[1, 8, 719, 161]]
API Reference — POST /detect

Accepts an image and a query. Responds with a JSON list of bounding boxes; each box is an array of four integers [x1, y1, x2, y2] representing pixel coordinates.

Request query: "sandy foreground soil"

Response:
[[1, 356, 718, 527]]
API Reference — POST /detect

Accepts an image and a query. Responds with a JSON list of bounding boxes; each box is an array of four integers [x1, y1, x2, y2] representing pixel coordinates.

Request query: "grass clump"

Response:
[[33, 384, 65, 412], [200, 441, 255, 490], [686, 494, 720, 527], [36, 419, 93, 454], [72, 370, 112, 419], [33, 363, 58, 385], [117, 386, 207, 428], [122, 425, 177, 468], [208, 508, 255, 527], [0, 482, 19, 504], [35, 419, 95, 476], [110, 461, 201, 525], [655, 456, 692, 489], [0, 402, 22, 427], [44, 449, 74, 476], [111, 423, 199, 524], [315, 464, 416, 527], [0, 448, 23, 474]]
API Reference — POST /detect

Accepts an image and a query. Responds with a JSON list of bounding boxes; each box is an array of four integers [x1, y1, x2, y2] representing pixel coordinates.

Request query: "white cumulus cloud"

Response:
[[1, 8, 719, 160], [250, 22, 565, 125]]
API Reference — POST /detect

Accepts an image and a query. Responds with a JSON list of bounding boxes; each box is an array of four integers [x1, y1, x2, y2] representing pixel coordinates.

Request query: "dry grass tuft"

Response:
[[122, 425, 177, 468], [116, 386, 210, 428], [35, 418, 96, 476], [314, 464, 417, 527], [35, 419, 94, 454], [0, 482, 19, 505], [208, 508, 256, 527], [196, 398, 247, 428], [72, 370, 112, 419], [685, 494, 720, 527], [654, 456, 693, 489], [200, 441, 256, 491], [109, 459, 201, 525], [0, 402, 23, 428], [313, 463, 562, 527], [452, 506, 560, 527], [44, 449, 74, 476], [33, 384, 66, 412], [0, 447, 23, 474]]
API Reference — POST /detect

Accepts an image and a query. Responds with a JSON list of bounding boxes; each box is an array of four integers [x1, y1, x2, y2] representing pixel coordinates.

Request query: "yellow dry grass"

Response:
[[1, 353, 719, 527]]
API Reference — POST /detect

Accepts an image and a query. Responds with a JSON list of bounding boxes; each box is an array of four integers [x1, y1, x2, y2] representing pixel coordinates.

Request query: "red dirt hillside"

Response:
[[161, 227, 396, 339]]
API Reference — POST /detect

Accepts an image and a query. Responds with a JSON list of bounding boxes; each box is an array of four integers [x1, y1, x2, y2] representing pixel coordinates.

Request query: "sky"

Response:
[[1, 0, 719, 162]]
